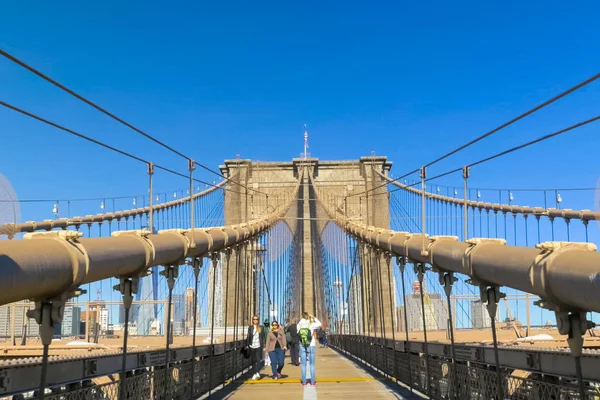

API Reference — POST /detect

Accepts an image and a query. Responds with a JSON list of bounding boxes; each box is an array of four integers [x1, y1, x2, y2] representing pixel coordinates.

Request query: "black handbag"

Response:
[[241, 346, 250, 359]]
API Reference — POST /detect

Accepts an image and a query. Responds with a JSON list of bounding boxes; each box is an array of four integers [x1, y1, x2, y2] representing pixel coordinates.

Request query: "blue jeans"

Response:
[[300, 345, 316, 383], [268, 348, 285, 376]]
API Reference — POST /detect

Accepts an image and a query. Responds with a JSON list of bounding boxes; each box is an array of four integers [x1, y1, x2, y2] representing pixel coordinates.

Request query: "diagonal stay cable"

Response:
[[424, 114, 600, 184], [0, 100, 245, 195], [424, 73, 600, 168], [0, 100, 148, 163], [0, 48, 265, 196], [466, 114, 600, 169], [352, 73, 600, 199], [0, 49, 189, 160]]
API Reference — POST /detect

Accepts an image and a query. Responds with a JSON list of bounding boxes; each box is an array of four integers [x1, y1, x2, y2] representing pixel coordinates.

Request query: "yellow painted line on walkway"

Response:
[[242, 377, 378, 384]]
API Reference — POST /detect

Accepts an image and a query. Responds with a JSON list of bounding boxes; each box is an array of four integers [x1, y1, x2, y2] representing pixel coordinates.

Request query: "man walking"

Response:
[[286, 318, 300, 366]]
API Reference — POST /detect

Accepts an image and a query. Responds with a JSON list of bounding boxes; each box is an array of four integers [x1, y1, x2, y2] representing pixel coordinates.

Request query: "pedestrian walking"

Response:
[[298, 312, 322, 386], [265, 320, 287, 379], [262, 318, 271, 368], [285, 318, 300, 366], [246, 315, 265, 380]]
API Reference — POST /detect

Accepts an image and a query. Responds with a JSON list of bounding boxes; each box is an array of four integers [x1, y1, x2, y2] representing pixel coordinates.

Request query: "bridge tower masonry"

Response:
[[219, 156, 392, 331]]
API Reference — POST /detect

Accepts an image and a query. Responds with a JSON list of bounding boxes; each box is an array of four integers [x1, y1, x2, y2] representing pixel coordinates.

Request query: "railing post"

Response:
[[32, 302, 53, 400], [208, 252, 219, 397], [440, 271, 457, 399], [188, 159, 196, 247], [384, 253, 398, 382], [222, 249, 231, 386], [554, 310, 595, 399], [232, 245, 241, 381], [160, 264, 178, 399], [481, 285, 505, 400], [190, 257, 201, 399], [397, 256, 413, 393], [462, 166, 469, 241], [420, 166, 427, 256], [10, 303, 15, 346], [114, 277, 138, 400], [29, 293, 76, 400], [415, 261, 431, 396], [147, 162, 154, 231]]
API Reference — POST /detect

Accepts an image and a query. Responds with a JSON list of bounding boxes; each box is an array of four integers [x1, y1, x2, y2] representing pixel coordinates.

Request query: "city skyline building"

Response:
[[119, 303, 140, 324], [0, 302, 40, 338], [207, 254, 224, 327], [471, 300, 500, 329], [99, 308, 109, 332], [61, 306, 81, 337], [137, 276, 155, 335], [185, 287, 200, 332], [405, 280, 446, 331], [173, 293, 185, 322]]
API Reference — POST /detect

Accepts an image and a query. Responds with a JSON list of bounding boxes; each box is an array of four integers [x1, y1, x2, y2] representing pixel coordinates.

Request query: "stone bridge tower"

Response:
[[219, 156, 392, 331]]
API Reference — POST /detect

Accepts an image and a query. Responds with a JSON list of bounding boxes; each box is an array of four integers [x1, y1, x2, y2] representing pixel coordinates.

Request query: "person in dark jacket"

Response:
[[246, 315, 265, 380], [262, 318, 271, 367], [285, 318, 300, 366]]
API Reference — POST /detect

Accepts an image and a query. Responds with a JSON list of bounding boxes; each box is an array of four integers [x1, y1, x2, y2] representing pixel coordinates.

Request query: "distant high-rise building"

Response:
[[149, 319, 161, 335], [208, 254, 224, 327], [119, 304, 140, 324], [173, 293, 185, 322], [471, 300, 499, 329], [81, 304, 103, 340], [172, 320, 184, 336], [61, 306, 81, 337], [348, 275, 363, 334], [405, 282, 446, 331], [0, 301, 40, 338], [99, 308, 109, 332], [137, 276, 154, 335], [185, 288, 199, 332]]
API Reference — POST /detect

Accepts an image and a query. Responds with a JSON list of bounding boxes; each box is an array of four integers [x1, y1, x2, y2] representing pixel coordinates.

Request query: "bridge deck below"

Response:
[[216, 346, 419, 399]]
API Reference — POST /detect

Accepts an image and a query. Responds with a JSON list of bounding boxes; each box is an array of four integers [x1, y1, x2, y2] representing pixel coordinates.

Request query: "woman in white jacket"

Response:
[[297, 312, 322, 386]]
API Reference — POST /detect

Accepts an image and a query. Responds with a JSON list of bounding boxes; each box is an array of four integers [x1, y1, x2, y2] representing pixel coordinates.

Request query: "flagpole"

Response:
[[304, 124, 308, 159]]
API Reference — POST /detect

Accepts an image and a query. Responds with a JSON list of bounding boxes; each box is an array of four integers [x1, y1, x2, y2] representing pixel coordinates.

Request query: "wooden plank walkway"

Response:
[[211, 347, 422, 399]]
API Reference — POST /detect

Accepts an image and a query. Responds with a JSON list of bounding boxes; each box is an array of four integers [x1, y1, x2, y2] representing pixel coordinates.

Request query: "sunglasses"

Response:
[[272, 324, 278, 327], [253, 318, 259, 320]]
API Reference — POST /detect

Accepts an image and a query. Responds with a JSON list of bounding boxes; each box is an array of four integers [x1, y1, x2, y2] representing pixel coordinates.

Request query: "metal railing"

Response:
[[312, 170, 600, 399], [379, 171, 600, 223], [2, 340, 251, 399], [330, 335, 600, 400], [0, 180, 227, 236]]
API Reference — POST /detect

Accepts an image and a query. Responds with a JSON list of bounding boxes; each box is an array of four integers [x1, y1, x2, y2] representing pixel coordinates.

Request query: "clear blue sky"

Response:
[[2, 2, 600, 330], [1, 1, 599, 226]]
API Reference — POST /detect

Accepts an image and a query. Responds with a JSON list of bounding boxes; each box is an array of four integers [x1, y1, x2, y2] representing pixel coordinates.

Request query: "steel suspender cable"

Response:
[[385, 255, 397, 380], [232, 246, 240, 380], [190, 258, 200, 398], [398, 258, 413, 393], [208, 253, 218, 397], [222, 250, 231, 385]]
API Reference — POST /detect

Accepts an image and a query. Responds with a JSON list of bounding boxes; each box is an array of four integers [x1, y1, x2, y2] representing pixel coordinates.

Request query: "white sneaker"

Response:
[[252, 373, 258, 380]]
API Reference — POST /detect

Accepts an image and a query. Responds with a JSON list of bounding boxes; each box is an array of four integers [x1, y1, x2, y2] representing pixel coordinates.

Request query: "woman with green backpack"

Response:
[[297, 312, 322, 386]]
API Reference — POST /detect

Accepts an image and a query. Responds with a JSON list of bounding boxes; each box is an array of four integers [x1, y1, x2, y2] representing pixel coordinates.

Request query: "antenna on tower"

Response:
[[303, 124, 308, 159]]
